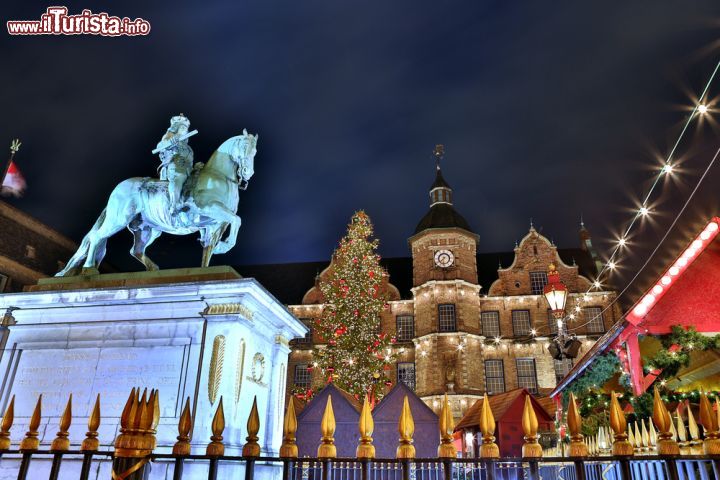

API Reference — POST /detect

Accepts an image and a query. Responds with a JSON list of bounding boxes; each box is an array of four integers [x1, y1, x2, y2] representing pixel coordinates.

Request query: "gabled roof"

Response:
[[296, 383, 362, 422], [454, 389, 554, 431], [373, 381, 438, 422]]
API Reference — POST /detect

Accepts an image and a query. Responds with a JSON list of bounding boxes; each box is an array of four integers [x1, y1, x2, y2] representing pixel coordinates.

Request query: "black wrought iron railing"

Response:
[[0, 451, 718, 480]]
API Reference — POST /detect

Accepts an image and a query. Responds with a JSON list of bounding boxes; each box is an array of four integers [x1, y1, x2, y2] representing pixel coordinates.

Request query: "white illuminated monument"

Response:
[[0, 121, 307, 479], [0, 268, 306, 479]]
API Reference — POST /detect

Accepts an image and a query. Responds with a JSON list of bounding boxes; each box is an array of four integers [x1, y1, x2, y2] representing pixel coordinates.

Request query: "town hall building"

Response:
[[239, 160, 622, 420]]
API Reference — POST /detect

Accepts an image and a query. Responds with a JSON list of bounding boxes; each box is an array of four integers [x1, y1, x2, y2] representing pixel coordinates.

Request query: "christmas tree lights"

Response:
[[314, 211, 396, 402]]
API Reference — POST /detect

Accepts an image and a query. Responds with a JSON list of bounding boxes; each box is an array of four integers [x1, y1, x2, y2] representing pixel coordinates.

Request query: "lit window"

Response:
[[397, 362, 416, 390], [584, 307, 605, 334], [396, 315, 415, 342], [529, 271, 548, 295], [516, 358, 538, 393], [554, 358, 573, 383], [481, 311, 501, 337], [438, 304, 457, 332], [294, 364, 311, 388], [484, 359, 505, 394], [511, 310, 532, 336]]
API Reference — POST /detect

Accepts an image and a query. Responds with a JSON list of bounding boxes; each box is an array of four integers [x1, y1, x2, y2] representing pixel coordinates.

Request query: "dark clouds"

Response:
[[1, 1, 720, 298]]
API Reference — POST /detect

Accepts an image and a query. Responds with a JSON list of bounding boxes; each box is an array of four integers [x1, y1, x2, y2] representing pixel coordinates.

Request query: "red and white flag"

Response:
[[1, 160, 26, 197]]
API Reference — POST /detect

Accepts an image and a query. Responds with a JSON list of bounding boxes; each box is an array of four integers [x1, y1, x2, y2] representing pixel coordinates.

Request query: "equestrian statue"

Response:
[[56, 114, 258, 276]]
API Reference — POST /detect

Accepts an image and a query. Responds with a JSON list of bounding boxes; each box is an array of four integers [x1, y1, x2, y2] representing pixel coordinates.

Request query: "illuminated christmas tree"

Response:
[[315, 211, 396, 402]]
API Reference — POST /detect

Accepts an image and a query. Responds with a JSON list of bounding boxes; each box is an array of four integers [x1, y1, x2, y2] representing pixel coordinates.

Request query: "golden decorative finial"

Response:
[[357, 395, 375, 459], [114, 388, 160, 458], [609, 391, 633, 456], [9, 139, 21, 154], [242, 396, 261, 457], [686, 400, 703, 454], [521, 395, 542, 458], [627, 423, 636, 451], [318, 395, 337, 458], [0, 396, 15, 451], [20, 395, 42, 452], [652, 388, 679, 455], [438, 394, 457, 458], [207, 397, 225, 456], [699, 392, 720, 454], [640, 420, 650, 452], [567, 393, 587, 457], [396, 396, 415, 459], [51, 394, 72, 452], [280, 399, 298, 458], [648, 418, 657, 452], [479, 394, 499, 458], [81, 394, 101, 452], [173, 397, 192, 456]]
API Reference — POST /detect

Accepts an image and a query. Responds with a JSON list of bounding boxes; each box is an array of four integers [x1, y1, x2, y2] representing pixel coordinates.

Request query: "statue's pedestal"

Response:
[[0, 267, 306, 479]]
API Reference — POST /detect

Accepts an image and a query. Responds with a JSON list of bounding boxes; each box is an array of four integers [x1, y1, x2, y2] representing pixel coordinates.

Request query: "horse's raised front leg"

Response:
[[198, 202, 241, 255], [130, 225, 162, 271], [200, 225, 226, 267]]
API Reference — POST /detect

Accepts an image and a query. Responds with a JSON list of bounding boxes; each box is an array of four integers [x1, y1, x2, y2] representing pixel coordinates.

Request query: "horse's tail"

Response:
[[55, 208, 107, 277]]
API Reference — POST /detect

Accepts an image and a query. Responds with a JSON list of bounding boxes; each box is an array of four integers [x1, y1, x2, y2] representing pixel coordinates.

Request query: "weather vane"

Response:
[[9, 139, 20, 154], [433, 144, 444, 170]]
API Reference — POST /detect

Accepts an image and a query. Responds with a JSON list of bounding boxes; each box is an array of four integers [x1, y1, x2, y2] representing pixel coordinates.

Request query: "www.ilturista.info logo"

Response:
[[7, 7, 150, 36]]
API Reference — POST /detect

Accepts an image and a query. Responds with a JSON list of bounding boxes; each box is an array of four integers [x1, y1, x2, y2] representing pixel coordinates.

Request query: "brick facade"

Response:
[[285, 168, 621, 420]]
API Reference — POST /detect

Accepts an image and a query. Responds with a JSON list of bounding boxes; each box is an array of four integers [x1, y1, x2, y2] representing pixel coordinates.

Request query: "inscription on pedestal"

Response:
[[9, 346, 186, 417]]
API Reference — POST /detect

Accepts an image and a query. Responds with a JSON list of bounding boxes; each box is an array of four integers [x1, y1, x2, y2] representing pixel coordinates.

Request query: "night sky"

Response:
[[2, 2, 720, 299]]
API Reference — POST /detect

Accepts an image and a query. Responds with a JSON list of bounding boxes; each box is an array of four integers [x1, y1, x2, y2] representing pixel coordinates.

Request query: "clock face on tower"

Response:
[[434, 249, 455, 268]]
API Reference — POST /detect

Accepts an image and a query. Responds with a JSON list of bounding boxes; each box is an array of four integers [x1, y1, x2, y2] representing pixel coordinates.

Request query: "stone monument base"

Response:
[[0, 267, 306, 480]]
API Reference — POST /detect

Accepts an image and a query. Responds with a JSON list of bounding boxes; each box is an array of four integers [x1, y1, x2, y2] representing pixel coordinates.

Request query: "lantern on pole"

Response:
[[543, 264, 581, 360]]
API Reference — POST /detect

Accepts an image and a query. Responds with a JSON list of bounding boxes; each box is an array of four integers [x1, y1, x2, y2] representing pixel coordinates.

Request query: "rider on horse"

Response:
[[156, 114, 194, 218]]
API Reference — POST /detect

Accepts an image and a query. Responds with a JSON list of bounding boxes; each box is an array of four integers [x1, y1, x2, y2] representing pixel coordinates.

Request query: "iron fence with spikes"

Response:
[[0, 389, 717, 479]]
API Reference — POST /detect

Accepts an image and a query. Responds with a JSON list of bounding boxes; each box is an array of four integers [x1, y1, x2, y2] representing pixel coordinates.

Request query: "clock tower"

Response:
[[409, 146, 482, 399], [408, 146, 479, 287]]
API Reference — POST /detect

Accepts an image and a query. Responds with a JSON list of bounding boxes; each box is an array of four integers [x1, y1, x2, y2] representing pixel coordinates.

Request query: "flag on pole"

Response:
[[1, 139, 25, 197]]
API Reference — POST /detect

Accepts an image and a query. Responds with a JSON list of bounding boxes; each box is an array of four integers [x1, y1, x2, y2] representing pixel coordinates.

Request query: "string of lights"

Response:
[[556, 57, 720, 334], [567, 144, 720, 332]]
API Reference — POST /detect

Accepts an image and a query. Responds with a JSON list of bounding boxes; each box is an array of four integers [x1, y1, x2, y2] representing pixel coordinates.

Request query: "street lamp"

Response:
[[544, 264, 567, 319], [543, 264, 581, 360]]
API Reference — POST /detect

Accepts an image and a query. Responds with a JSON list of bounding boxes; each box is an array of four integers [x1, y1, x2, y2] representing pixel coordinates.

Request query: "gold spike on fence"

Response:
[[357, 395, 375, 459], [686, 400, 703, 455], [173, 397, 192, 456], [396, 395, 415, 459], [207, 397, 225, 456], [81, 394, 101, 452], [280, 399, 298, 458], [699, 392, 720, 454], [0, 395, 14, 451], [242, 396, 261, 457], [20, 394, 42, 452], [521, 395, 541, 458], [318, 395, 336, 458], [653, 387, 679, 455], [438, 394, 457, 459], [609, 391, 633, 456], [479, 393, 499, 459], [567, 393, 587, 457], [50, 394, 72, 452], [114, 388, 160, 457]]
